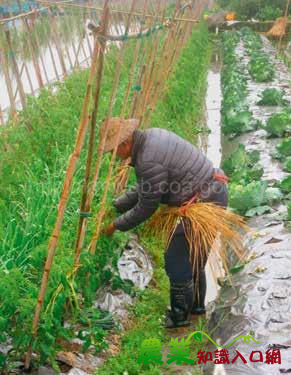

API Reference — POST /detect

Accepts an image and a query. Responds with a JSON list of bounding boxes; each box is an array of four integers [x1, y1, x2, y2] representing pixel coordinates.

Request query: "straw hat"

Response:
[[100, 117, 139, 153]]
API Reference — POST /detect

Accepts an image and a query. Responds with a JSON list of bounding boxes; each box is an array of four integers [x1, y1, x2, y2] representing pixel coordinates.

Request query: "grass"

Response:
[[96, 22, 212, 375]]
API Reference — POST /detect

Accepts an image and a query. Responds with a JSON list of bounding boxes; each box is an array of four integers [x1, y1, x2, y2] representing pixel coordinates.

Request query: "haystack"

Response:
[[266, 17, 288, 38]]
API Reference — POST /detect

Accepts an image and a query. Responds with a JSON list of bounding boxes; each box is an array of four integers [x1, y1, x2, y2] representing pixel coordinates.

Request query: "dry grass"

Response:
[[146, 202, 249, 278], [266, 17, 287, 38]]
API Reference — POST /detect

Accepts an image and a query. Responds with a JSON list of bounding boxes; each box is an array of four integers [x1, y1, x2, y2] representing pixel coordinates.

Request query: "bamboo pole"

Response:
[[23, 4, 109, 368], [47, 39, 60, 81], [74, 5, 110, 267], [36, 0, 200, 23], [0, 6, 49, 24], [29, 13, 52, 85], [17, 3, 44, 89], [61, 14, 75, 71], [83, 9, 93, 59], [89, 0, 138, 255], [13, 63, 26, 102], [114, 1, 148, 194], [23, 62, 35, 94], [4, 28, 26, 109], [48, 7, 67, 78], [0, 104, 4, 125], [0, 40, 17, 117], [277, 0, 290, 53]]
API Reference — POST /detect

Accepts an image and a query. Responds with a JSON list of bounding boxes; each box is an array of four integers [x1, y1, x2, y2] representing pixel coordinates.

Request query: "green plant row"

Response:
[[241, 27, 275, 82], [221, 31, 259, 136]]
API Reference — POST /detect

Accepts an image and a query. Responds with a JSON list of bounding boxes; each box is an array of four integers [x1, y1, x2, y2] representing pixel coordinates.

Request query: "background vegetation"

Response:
[[217, 0, 291, 20]]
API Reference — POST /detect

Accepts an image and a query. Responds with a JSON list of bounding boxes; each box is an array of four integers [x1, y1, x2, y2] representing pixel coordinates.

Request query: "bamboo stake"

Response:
[[89, 0, 138, 255], [73, 38, 84, 69], [61, 14, 75, 71], [23, 62, 35, 94], [74, 5, 110, 267], [0, 104, 4, 125], [277, 0, 290, 53], [114, 3, 148, 194], [83, 9, 93, 59], [4, 28, 26, 109], [48, 7, 67, 78], [23, 5, 106, 368], [18, 7, 44, 89], [132, 6, 161, 118], [13, 63, 26, 102], [137, 1, 166, 124], [47, 39, 60, 81], [0, 40, 17, 117], [29, 9, 51, 84]]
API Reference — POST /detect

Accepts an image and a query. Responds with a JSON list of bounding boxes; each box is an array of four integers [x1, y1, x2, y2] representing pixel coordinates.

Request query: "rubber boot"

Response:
[[165, 279, 194, 329], [191, 270, 206, 315]]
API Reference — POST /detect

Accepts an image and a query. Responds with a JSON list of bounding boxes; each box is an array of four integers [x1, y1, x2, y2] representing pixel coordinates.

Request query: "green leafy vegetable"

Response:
[[276, 138, 291, 159], [229, 181, 268, 215], [265, 110, 291, 137], [248, 54, 275, 82], [245, 205, 272, 217], [264, 187, 284, 205], [222, 144, 264, 184], [257, 88, 288, 106], [280, 176, 291, 193], [283, 157, 291, 173]]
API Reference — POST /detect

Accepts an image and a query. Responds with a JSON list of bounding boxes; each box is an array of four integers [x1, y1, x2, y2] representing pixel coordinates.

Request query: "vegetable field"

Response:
[[0, 1, 291, 374]]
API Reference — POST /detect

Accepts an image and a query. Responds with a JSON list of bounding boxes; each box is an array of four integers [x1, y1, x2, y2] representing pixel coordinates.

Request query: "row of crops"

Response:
[[221, 27, 291, 221]]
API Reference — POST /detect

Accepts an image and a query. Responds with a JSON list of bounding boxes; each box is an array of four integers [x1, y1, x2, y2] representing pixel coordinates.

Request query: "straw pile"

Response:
[[266, 17, 288, 38], [146, 202, 249, 276]]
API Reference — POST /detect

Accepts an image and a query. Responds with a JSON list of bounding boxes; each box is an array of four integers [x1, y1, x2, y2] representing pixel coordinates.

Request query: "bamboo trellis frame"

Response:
[[18, 0, 209, 369], [0, 5, 95, 123]]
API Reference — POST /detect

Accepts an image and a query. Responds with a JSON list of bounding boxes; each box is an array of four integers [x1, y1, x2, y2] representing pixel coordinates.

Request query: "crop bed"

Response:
[[203, 28, 291, 375]]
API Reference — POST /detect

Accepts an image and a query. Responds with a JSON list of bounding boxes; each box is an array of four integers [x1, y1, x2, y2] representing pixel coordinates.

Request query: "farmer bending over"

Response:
[[101, 118, 245, 329]]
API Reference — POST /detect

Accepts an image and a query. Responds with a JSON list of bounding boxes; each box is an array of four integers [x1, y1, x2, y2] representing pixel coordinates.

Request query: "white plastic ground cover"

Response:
[[94, 235, 153, 318], [117, 236, 153, 290], [203, 34, 291, 374]]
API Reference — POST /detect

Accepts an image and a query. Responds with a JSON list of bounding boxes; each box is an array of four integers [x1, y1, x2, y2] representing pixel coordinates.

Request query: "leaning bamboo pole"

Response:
[[48, 7, 68, 78], [24, 4, 110, 369], [74, 7, 110, 267], [115, 0, 198, 190], [4, 28, 26, 109], [89, 0, 138, 255], [47, 38, 61, 81], [23, 62, 35, 94], [0, 35, 17, 117], [0, 104, 4, 125], [277, 0, 290, 53]]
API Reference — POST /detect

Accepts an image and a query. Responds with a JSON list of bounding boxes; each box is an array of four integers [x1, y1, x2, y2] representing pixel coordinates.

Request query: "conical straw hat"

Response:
[[100, 117, 139, 153]]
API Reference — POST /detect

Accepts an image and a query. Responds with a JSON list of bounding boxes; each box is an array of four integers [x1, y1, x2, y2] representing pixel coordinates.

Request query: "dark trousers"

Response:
[[164, 180, 228, 309]]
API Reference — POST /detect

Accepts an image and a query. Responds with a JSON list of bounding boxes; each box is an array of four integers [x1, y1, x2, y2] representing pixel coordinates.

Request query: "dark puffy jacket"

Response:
[[113, 128, 215, 231]]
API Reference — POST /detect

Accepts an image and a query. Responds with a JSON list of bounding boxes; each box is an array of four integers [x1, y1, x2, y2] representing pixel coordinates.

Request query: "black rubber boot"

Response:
[[191, 270, 206, 315], [165, 279, 194, 329]]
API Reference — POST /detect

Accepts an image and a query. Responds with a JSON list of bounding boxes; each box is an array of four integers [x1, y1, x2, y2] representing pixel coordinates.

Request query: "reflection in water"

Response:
[[0, 9, 129, 123]]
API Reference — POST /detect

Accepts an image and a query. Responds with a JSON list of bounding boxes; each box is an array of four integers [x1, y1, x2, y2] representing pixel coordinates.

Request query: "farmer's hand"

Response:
[[103, 222, 116, 237]]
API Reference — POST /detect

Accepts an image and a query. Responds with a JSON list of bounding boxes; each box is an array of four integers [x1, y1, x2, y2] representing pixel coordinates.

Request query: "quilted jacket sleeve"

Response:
[[113, 184, 139, 213], [114, 162, 168, 231]]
